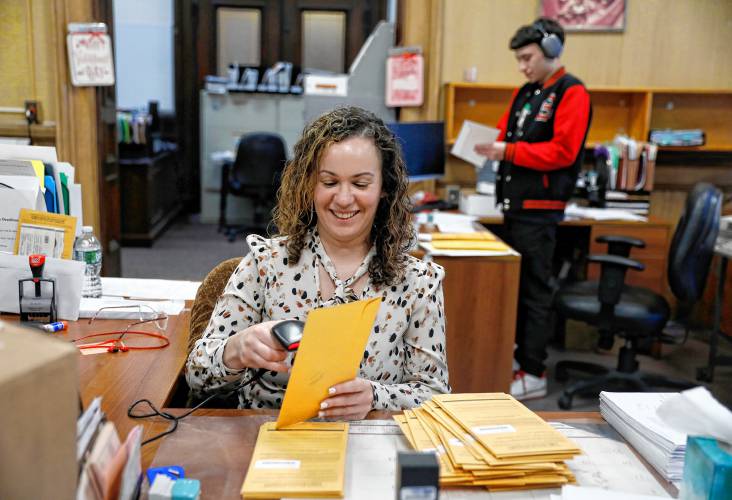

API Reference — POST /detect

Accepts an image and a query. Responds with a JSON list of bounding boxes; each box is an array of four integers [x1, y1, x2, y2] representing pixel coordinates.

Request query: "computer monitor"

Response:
[[387, 121, 445, 180]]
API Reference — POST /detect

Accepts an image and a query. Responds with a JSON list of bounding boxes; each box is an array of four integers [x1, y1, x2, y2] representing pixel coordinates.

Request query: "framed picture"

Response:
[[540, 0, 626, 32]]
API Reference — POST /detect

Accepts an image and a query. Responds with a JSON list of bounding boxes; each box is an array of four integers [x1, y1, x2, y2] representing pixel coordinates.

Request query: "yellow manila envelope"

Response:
[[430, 240, 509, 251], [241, 421, 348, 499], [14, 208, 77, 259], [433, 393, 581, 459], [276, 297, 381, 429], [430, 232, 497, 241]]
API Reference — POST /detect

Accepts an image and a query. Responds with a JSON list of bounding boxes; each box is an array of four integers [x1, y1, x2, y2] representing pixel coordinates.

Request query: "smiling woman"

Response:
[[186, 106, 451, 418]]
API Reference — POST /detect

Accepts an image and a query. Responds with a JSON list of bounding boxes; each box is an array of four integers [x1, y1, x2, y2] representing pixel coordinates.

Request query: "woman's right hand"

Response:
[[222, 320, 290, 372]]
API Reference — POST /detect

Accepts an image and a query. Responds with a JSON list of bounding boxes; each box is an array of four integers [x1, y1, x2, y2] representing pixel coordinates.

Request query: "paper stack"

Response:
[[394, 393, 581, 491], [599, 392, 686, 482], [418, 231, 515, 257]]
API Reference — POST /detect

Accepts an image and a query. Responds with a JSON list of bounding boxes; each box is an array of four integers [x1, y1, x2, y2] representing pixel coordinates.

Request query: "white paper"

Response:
[[78, 297, 185, 318], [0, 252, 84, 320], [657, 386, 732, 445], [565, 203, 647, 222], [0, 144, 58, 163], [100, 277, 201, 301], [600, 392, 686, 481], [561, 485, 667, 499], [415, 211, 479, 234], [450, 120, 500, 167], [69, 183, 84, 235], [0, 187, 46, 253]]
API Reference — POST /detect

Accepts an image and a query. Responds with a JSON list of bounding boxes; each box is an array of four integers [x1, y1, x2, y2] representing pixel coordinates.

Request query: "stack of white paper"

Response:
[[600, 392, 686, 482]]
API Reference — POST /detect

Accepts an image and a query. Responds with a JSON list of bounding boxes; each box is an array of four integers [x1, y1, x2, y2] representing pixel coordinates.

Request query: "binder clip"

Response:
[[19, 254, 57, 323]]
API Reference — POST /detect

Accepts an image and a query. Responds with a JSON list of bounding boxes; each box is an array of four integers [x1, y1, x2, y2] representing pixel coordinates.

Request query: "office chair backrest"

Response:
[[667, 182, 722, 303], [231, 133, 287, 189]]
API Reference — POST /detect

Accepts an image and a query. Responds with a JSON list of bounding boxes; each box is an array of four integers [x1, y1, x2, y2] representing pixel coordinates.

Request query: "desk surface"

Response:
[[147, 410, 677, 500]]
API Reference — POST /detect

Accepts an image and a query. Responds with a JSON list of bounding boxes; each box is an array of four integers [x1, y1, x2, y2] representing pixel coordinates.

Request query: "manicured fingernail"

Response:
[[328, 387, 336, 395], [318, 411, 325, 417], [320, 402, 328, 409]]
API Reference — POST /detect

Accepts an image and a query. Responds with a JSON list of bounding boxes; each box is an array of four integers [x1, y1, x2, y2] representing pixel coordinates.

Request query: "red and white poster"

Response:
[[541, 0, 626, 31], [386, 52, 424, 107]]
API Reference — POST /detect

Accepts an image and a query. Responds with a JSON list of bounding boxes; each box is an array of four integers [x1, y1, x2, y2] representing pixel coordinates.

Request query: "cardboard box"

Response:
[[0, 321, 78, 500], [459, 192, 502, 217]]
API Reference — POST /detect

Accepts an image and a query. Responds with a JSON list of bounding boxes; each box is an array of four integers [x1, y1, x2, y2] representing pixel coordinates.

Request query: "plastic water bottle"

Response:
[[73, 226, 103, 298]]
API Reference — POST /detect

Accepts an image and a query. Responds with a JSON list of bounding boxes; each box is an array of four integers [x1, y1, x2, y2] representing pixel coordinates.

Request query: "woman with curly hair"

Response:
[[186, 106, 450, 419]]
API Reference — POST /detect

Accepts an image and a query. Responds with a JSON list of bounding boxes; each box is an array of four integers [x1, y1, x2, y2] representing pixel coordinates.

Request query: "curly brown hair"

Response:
[[272, 106, 414, 287]]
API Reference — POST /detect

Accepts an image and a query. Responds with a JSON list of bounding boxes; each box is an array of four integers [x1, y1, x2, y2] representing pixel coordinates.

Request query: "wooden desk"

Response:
[[147, 410, 677, 500], [1, 311, 192, 465], [434, 253, 519, 393], [479, 216, 673, 298]]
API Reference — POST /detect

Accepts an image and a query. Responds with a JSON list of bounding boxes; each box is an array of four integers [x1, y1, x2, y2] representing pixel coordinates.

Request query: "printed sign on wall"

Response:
[[386, 50, 424, 107], [67, 23, 115, 86]]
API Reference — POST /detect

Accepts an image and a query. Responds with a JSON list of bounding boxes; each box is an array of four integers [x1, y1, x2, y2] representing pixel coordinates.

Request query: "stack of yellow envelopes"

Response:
[[428, 232, 511, 252], [241, 422, 349, 499], [394, 393, 580, 492]]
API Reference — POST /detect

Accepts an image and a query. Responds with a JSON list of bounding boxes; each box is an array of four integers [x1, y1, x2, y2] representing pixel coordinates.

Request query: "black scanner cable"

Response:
[[127, 320, 305, 446]]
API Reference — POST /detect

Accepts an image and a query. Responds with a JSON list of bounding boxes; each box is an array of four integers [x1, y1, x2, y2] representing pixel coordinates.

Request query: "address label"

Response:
[[471, 424, 516, 435], [254, 459, 301, 469]]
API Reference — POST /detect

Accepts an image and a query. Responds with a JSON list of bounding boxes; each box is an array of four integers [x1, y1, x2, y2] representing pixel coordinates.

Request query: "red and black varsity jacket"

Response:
[[495, 68, 592, 218]]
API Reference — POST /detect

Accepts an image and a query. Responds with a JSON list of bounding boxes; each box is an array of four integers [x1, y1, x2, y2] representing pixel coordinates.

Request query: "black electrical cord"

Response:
[[128, 369, 265, 446]]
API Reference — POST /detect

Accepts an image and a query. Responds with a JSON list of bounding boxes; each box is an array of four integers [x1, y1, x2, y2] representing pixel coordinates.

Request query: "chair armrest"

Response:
[[589, 254, 645, 308], [588, 254, 645, 272], [595, 235, 646, 258], [596, 235, 646, 248]]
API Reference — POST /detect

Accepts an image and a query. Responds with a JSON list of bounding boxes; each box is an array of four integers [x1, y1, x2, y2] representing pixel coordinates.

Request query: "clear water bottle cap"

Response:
[[82, 226, 94, 233]]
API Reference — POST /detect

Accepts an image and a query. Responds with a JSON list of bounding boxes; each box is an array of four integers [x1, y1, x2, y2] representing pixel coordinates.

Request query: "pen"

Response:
[[40, 321, 68, 333]]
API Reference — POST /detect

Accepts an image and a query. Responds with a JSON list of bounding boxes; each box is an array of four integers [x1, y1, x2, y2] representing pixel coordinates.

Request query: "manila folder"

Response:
[[241, 421, 349, 499]]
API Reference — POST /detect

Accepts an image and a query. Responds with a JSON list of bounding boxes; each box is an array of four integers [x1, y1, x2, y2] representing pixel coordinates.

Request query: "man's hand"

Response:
[[318, 378, 374, 420], [474, 141, 506, 161]]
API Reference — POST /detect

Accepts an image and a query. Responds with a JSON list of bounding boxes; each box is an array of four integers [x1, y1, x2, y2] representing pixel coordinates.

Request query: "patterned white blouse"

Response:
[[185, 230, 450, 410]]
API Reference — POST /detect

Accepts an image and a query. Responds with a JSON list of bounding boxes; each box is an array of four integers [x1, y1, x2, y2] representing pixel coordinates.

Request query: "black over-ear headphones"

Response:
[[533, 21, 563, 59]]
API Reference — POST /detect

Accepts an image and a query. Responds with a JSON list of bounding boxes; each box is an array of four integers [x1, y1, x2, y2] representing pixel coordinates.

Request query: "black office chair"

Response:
[[219, 133, 287, 241], [553, 182, 722, 409]]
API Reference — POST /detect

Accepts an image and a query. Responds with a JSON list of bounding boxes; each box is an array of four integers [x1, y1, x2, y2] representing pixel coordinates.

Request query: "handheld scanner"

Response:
[[29, 254, 46, 297], [271, 320, 305, 351]]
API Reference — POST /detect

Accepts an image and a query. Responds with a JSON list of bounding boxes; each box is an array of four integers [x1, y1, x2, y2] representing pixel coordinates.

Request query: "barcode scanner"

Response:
[[271, 320, 305, 351], [252, 320, 305, 381]]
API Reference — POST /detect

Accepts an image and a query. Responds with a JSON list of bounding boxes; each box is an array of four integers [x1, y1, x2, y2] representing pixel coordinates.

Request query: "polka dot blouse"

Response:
[[185, 230, 450, 410]]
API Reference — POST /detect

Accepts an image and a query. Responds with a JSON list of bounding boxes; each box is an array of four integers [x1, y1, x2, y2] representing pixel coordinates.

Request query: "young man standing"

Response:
[[475, 17, 592, 400]]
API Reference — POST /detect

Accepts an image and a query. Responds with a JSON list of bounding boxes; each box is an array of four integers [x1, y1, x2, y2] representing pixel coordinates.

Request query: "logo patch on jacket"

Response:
[[535, 92, 556, 122]]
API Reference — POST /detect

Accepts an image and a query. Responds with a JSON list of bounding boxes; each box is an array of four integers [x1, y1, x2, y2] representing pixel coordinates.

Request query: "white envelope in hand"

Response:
[[0, 252, 84, 320]]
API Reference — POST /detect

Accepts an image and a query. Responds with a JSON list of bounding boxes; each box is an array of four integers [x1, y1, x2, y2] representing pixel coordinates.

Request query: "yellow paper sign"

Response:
[[276, 297, 381, 429]]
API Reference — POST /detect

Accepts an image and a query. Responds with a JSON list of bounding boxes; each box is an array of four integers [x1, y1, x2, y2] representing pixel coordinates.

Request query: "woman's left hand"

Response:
[[318, 378, 374, 420]]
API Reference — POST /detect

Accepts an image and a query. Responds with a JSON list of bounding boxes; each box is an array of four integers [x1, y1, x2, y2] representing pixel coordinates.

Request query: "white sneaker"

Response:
[[510, 371, 547, 401]]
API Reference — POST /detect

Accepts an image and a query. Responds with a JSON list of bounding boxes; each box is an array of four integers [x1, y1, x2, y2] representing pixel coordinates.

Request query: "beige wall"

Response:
[[440, 0, 732, 89]]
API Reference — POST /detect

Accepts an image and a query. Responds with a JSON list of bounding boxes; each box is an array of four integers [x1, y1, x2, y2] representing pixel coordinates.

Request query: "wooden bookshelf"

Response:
[[444, 83, 732, 151]]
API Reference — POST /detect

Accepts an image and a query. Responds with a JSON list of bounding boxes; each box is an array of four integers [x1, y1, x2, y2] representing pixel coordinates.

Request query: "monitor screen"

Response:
[[387, 121, 445, 180]]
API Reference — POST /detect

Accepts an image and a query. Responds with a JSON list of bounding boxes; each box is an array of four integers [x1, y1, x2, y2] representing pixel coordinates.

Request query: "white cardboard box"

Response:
[[459, 192, 502, 217]]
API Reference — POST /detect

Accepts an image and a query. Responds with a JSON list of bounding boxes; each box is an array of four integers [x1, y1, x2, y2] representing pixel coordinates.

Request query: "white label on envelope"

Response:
[[471, 424, 516, 435]]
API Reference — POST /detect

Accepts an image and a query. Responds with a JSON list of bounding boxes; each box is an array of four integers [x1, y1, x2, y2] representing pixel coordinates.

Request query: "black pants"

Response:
[[503, 217, 557, 377]]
